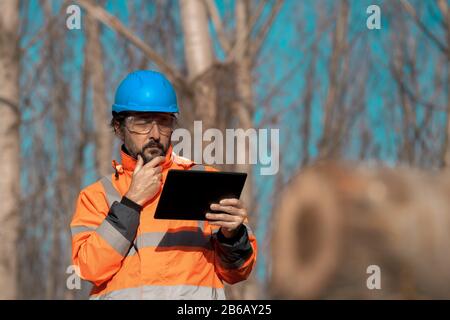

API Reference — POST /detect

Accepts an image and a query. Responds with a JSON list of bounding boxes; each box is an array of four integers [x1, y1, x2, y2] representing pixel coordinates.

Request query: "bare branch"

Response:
[[203, 0, 231, 52], [227, 0, 284, 62], [226, 0, 265, 62], [85, 2, 113, 177], [76, 0, 190, 94], [399, 0, 448, 55], [437, 0, 448, 26], [436, 0, 450, 167], [318, 0, 349, 159], [248, 1, 266, 36], [21, 0, 71, 53], [249, 0, 284, 59]]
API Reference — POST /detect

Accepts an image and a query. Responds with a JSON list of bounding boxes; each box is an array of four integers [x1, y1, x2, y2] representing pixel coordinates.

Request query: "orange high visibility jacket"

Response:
[[70, 145, 257, 299]]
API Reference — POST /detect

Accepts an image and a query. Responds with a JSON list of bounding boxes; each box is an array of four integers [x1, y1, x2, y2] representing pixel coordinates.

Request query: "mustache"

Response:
[[143, 140, 164, 151]]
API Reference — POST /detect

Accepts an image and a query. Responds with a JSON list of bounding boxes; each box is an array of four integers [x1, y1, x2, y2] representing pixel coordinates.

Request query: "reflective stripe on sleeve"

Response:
[[90, 284, 225, 300], [100, 175, 122, 208], [96, 219, 131, 256], [70, 225, 96, 237]]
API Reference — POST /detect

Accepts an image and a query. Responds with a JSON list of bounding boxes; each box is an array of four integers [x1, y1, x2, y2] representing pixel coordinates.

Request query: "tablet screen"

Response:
[[154, 169, 247, 221]]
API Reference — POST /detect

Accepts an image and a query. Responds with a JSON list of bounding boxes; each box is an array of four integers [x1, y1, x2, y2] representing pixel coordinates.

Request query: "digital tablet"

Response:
[[154, 169, 247, 221]]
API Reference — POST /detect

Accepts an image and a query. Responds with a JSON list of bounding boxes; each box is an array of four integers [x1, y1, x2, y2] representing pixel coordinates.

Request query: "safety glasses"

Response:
[[124, 115, 175, 136]]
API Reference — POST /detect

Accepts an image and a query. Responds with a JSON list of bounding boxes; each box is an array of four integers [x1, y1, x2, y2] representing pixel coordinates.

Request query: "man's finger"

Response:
[[143, 156, 165, 169], [153, 166, 162, 174], [219, 198, 243, 208], [146, 166, 162, 176], [210, 204, 243, 216], [146, 165, 163, 179], [208, 221, 236, 230], [205, 212, 239, 222], [134, 155, 144, 174]]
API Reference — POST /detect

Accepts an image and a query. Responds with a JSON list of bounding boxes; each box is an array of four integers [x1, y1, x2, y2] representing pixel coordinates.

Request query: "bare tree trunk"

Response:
[[0, 0, 20, 299], [399, 0, 448, 166], [71, 43, 93, 300], [437, 0, 450, 167], [42, 0, 69, 299], [301, 42, 318, 167], [86, 8, 113, 177], [390, 8, 417, 165], [233, 1, 254, 218], [318, 0, 349, 159], [223, 0, 259, 300], [180, 0, 217, 131]]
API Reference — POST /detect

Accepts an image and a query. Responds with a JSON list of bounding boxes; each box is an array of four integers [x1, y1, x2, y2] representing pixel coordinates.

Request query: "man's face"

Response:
[[116, 112, 175, 164]]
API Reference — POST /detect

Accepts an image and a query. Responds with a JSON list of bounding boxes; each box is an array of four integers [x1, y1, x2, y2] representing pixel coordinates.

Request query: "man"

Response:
[[70, 70, 257, 299]]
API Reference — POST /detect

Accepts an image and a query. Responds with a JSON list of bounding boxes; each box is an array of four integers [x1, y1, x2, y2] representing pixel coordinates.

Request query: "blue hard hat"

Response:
[[112, 70, 179, 114]]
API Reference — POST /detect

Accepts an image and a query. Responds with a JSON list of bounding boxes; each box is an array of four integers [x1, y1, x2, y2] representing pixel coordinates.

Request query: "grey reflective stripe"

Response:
[[90, 284, 226, 300], [71, 225, 96, 237], [96, 219, 131, 256], [191, 164, 206, 171], [197, 220, 205, 232], [130, 231, 212, 254], [128, 245, 137, 256], [244, 223, 254, 236], [100, 175, 122, 208]]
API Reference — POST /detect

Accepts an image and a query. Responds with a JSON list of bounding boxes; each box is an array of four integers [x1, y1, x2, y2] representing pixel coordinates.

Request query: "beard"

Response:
[[137, 139, 167, 164]]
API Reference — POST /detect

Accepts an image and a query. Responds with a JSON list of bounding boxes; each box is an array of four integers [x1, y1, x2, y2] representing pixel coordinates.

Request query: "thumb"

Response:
[[134, 155, 144, 174]]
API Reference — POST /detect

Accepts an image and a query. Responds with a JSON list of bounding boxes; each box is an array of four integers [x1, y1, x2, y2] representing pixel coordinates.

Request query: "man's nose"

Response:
[[148, 121, 160, 140]]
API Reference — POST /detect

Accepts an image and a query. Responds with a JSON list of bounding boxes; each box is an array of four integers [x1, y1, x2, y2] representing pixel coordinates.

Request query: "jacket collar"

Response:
[[119, 144, 174, 172]]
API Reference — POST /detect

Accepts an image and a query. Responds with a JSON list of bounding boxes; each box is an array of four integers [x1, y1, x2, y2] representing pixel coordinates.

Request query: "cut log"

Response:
[[271, 162, 450, 299]]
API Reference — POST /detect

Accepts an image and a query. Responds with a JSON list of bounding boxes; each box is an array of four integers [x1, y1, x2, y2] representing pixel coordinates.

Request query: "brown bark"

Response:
[[437, 0, 450, 167], [86, 8, 113, 177], [204, 0, 231, 53], [272, 162, 450, 299], [180, 0, 217, 131], [318, 0, 349, 159], [400, 0, 448, 55], [77, 0, 190, 94], [301, 42, 318, 166], [389, 5, 421, 165], [232, 1, 254, 214], [223, 1, 257, 300], [42, 0, 69, 299], [399, 0, 449, 167], [0, 0, 20, 299]]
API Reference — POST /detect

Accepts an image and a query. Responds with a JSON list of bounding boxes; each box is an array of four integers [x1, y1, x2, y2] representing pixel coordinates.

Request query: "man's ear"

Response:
[[114, 122, 125, 141]]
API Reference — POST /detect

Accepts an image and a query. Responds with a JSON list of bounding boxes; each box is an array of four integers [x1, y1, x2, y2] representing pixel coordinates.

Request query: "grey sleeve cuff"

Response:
[[214, 225, 253, 269], [105, 200, 140, 243]]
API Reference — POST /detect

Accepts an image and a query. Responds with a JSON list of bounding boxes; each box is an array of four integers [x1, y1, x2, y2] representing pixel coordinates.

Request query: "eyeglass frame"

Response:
[[124, 114, 177, 136]]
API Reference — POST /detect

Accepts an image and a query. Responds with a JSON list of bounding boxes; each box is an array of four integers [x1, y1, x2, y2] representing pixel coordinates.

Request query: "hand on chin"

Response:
[[142, 147, 164, 163]]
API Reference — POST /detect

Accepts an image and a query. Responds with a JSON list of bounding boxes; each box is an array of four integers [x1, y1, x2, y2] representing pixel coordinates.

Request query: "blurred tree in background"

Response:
[[0, 0, 20, 300]]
